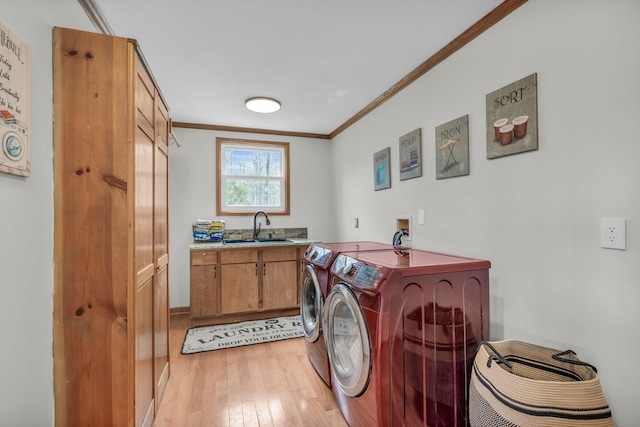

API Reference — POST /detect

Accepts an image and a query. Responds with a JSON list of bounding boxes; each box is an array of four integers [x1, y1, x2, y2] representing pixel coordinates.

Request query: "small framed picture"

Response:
[[486, 73, 538, 159], [399, 128, 422, 181], [435, 115, 470, 179], [373, 147, 391, 191]]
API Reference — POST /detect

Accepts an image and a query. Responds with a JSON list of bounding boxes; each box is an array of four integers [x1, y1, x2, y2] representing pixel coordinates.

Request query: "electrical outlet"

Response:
[[600, 218, 626, 250]]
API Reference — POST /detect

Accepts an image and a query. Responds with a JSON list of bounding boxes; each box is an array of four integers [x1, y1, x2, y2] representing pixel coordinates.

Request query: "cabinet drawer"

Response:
[[262, 246, 298, 262], [191, 250, 218, 266], [220, 249, 259, 264]]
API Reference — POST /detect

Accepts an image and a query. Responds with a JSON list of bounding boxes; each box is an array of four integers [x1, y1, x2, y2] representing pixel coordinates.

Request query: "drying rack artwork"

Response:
[[486, 73, 538, 159], [399, 128, 422, 181], [435, 114, 470, 179], [0, 22, 30, 177], [373, 147, 391, 191]]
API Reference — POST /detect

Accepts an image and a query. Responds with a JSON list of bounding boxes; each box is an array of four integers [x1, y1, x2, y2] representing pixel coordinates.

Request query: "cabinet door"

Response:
[[263, 260, 299, 310], [134, 57, 156, 427], [190, 264, 219, 318], [153, 93, 170, 410], [221, 263, 259, 314]]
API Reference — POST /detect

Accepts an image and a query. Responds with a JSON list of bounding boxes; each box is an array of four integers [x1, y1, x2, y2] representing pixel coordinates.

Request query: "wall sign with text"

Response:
[[399, 128, 422, 181], [486, 73, 538, 159], [435, 114, 470, 179], [0, 22, 30, 177]]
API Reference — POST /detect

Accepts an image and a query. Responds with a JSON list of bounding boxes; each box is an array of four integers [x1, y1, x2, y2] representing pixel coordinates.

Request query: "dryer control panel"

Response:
[[331, 254, 389, 290]]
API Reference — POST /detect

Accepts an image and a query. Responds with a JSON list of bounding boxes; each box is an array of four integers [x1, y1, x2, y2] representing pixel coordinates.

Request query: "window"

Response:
[[216, 137, 290, 215]]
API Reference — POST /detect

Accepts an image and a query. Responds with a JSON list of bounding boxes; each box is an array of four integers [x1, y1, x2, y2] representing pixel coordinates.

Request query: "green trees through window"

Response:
[[216, 138, 290, 215]]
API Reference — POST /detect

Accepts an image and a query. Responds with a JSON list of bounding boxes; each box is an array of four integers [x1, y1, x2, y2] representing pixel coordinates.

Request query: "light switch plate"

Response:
[[600, 218, 626, 250]]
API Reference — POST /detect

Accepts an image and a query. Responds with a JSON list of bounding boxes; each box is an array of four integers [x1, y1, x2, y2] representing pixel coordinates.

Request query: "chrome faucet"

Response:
[[253, 210, 271, 240]]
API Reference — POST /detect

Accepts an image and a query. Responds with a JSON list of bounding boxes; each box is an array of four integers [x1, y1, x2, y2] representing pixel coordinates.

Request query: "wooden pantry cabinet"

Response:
[[53, 28, 170, 427], [190, 245, 307, 326]]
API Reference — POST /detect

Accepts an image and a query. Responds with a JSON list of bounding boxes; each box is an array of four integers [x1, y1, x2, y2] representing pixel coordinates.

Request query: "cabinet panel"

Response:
[[154, 135, 169, 265], [155, 98, 169, 151], [263, 260, 298, 310], [135, 124, 155, 278], [262, 246, 297, 262], [220, 248, 258, 264], [221, 263, 259, 314], [191, 250, 218, 266], [190, 264, 219, 318], [136, 278, 154, 427], [154, 265, 170, 409], [136, 65, 155, 140]]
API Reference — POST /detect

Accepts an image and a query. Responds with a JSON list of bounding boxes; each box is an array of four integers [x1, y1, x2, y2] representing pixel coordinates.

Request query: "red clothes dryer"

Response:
[[300, 242, 393, 387], [323, 249, 490, 427]]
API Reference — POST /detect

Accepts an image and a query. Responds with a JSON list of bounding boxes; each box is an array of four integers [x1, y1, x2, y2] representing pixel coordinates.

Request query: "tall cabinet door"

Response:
[[134, 55, 157, 427], [154, 95, 170, 409]]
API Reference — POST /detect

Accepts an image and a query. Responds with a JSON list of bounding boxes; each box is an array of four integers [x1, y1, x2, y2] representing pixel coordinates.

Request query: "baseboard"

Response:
[[170, 306, 190, 315]]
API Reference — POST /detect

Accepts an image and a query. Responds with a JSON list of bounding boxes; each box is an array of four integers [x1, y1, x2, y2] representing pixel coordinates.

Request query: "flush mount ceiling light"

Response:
[[245, 97, 281, 113]]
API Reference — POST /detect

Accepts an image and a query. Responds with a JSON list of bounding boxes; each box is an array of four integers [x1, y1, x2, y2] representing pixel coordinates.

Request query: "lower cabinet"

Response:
[[190, 244, 306, 326], [263, 247, 299, 310]]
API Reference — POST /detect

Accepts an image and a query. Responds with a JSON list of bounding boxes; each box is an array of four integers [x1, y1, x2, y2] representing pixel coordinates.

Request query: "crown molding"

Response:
[[77, 0, 113, 35], [171, 122, 330, 140]]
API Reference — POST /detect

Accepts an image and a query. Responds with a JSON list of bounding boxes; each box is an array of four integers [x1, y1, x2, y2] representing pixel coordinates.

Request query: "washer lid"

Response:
[[323, 283, 371, 397]]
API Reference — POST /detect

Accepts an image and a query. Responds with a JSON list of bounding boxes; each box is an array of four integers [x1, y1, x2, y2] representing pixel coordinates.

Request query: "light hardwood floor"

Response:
[[153, 313, 348, 427]]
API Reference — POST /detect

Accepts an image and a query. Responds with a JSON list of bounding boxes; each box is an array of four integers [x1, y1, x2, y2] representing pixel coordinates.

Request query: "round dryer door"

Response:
[[323, 283, 371, 397], [300, 264, 323, 342]]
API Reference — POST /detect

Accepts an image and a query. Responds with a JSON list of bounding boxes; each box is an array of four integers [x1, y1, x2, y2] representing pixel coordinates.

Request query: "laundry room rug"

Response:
[[181, 315, 303, 354]]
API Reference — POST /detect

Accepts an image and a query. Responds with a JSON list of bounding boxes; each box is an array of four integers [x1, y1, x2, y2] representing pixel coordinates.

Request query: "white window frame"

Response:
[[216, 137, 290, 216]]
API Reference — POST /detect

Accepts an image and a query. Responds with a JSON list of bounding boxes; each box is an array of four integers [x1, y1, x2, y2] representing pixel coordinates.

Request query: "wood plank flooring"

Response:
[[153, 313, 348, 427]]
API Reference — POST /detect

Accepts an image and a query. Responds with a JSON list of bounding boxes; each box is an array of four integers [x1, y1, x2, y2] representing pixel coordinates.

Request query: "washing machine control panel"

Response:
[[305, 245, 333, 268], [332, 254, 381, 289], [353, 264, 379, 287]]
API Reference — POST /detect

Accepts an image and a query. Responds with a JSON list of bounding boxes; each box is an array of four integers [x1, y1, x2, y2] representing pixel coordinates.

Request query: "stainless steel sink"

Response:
[[222, 238, 293, 245]]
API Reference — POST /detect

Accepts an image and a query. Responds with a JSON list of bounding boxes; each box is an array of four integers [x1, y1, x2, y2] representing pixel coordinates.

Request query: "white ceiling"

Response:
[[93, 0, 505, 136]]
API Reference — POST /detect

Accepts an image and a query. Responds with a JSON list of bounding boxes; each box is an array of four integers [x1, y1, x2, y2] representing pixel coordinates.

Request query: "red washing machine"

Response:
[[300, 242, 394, 387], [323, 249, 490, 427]]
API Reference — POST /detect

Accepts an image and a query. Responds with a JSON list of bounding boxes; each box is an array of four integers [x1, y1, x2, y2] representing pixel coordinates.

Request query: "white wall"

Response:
[[0, 1, 94, 426], [168, 128, 334, 307], [330, 1, 639, 424]]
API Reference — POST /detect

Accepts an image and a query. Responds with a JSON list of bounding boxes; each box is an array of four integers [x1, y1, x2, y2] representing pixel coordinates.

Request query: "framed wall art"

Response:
[[373, 147, 391, 191], [399, 128, 421, 181], [0, 22, 30, 177], [435, 114, 470, 179], [486, 73, 538, 159]]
